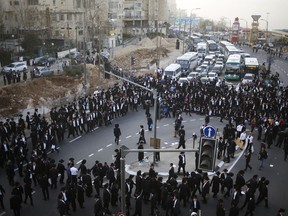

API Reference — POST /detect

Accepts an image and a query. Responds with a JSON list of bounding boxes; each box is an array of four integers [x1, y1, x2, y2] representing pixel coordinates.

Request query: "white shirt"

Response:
[[70, 166, 78, 176]]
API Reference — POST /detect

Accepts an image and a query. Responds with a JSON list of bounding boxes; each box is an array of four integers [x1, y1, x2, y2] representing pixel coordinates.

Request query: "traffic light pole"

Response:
[[119, 145, 198, 215]]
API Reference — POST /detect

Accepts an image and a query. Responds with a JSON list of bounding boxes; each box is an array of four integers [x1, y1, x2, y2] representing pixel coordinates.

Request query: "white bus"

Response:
[[206, 40, 218, 52], [189, 36, 202, 51], [244, 57, 259, 76], [197, 42, 208, 57], [162, 63, 182, 80], [176, 52, 198, 71], [223, 45, 240, 60], [224, 54, 243, 80], [218, 40, 233, 53]]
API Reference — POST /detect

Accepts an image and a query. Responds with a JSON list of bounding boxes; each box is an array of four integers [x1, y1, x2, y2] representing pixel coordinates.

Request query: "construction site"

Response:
[[0, 37, 181, 118]]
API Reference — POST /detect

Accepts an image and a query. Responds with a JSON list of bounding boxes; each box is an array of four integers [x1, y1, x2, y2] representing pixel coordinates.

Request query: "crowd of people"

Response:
[[0, 57, 288, 215]]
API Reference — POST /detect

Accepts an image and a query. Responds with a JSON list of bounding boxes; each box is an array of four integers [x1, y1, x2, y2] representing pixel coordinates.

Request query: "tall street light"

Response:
[[189, 8, 200, 37], [260, 18, 268, 42], [240, 18, 248, 41]]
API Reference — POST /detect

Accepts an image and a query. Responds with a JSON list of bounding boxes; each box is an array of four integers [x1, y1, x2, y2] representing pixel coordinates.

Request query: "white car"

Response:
[[208, 72, 218, 81], [178, 77, 188, 86], [2, 61, 27, 73], [215, 61, 224, 69], [187, 72, 200, 80], [242, 73, 255, 84]]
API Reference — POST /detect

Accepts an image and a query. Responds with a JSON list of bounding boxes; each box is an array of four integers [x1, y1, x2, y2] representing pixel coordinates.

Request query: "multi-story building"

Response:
[[122, 0, 169, 36], [0, 0, 114, 50]]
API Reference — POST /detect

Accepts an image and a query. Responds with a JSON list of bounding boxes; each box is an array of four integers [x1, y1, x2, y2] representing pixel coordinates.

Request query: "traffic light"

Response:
[[198, 137, 217, 171], [131, 56, 136, 65]]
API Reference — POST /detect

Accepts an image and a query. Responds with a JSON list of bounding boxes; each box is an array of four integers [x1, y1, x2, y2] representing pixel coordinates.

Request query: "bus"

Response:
[[176, 52, 198, 71], [189, 36, 202, 51], [223, 45, 240, 60], [244, 57, 259, 76], [203, 34, 216, 41], [218, 40, 233, 53], [206, 40, 218, 52], [224, 54, 243, 80]]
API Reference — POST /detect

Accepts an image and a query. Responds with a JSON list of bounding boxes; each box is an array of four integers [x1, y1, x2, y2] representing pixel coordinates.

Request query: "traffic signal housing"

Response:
[[198, 137, 217, 171], [131, 56, 136, 65]]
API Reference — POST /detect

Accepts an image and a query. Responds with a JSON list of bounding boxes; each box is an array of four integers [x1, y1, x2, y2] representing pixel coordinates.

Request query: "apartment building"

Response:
[[122, 0, 169, 36], [0, 0, 117, 49]]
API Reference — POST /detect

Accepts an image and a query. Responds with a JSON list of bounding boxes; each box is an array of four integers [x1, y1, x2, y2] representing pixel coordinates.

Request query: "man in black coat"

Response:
[[10, 194, 22, 216], [190, 195, 201, 214], [177, 152, 186, 175], [57, 159, 66, 184], [211, 171, 221, 198], [102, 183, 111, 213], [133, 191, 142, 216], [168, 163, 175, 181], [94, 195, 103, 216]]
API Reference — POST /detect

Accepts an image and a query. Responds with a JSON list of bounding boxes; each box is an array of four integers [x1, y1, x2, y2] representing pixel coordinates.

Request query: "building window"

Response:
[[28, 0, 39, 5], [53, 0, 56, 6], [60, 14, 65, 21], [67, 14, 72, 21], [78, 30, 83, 36], [14, 1, 20, 6], [76, 0, 81, 8], [15, 15, 18, 21]]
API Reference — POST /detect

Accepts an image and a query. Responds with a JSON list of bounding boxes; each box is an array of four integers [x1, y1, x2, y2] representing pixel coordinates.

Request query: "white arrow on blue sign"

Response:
[[203, 126, 216, 138]]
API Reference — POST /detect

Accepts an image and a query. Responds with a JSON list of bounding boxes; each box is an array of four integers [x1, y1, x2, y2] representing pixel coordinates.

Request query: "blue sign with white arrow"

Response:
[[203, 126, 216, 138]]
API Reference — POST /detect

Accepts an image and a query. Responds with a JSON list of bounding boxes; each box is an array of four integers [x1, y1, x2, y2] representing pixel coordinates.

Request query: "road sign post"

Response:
[[203, 125, 216, 138]]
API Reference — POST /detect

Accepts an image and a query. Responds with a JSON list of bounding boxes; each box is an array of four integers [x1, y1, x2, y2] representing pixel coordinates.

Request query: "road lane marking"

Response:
[[126, 135, 132, 138], [32, 191, 36, 194], [89, 153, 94, 157], [98, 148, 103, 152], [0, 212, 6, 216], [76, 160, 82, 165], [106, 144, 112, 147], [163, 124, 169, 126], [162, 147, 166, 149], [69, 136, 82, 143], [92, 127, 99, 131], [164, 142, 168, 145], [190, 119, 196, 121]]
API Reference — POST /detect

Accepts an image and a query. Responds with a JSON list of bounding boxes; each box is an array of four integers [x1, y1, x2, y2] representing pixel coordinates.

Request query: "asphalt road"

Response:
[[0, 45, 288, 216]]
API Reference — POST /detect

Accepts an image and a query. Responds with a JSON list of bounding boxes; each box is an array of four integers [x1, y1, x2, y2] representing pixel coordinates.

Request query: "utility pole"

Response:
[[83, 0, 88, 95]]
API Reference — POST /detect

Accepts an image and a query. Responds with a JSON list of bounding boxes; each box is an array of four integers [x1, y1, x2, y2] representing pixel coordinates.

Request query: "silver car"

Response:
[[34, 67, 54, 77], [2, 62, 27, 73]]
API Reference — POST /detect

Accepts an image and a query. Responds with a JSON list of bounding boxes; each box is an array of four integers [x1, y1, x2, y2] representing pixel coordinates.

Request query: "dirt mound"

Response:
[[139, 37, 155, 47], [0, 76, 80, 117], [113, 47, 170, 70], [152, 36, 170, 46]]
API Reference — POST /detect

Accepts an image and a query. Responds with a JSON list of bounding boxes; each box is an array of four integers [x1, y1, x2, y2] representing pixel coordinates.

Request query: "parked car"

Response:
[[208, 72, 218, 81], [178, 77, 189, 86], [242, 73, 255, 84], [215, 60, 224, 69], [34, 67, 54, 77], [211, 65, 223, 75], [37, 57, 56, 66], [187, 71, 200, 80], [2, 61, 27, 73], [200, 76, 210, 84], [195, 65, 208, 77]]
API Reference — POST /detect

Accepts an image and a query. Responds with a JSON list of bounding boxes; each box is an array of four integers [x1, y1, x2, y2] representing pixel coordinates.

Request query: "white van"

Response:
[[162, 63, 182, 79]]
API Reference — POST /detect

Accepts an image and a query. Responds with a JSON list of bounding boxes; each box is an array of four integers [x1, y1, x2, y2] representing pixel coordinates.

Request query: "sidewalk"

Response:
[[125, 138, 246, 179]]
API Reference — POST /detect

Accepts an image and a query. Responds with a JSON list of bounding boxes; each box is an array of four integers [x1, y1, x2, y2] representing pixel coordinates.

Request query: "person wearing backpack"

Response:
[[258, 145, 268, 170]]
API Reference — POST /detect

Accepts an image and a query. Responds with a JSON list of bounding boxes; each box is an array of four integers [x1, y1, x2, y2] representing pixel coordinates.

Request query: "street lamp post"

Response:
[[240, 18, 248, 41], [260, 18, 268, 42], [189, 8, 200, 37]]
